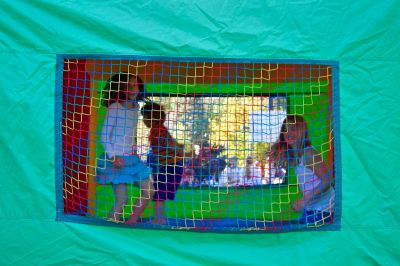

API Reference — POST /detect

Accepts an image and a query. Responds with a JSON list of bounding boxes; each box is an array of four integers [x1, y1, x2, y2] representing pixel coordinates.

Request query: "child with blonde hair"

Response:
[[269, 115, 335, 224]]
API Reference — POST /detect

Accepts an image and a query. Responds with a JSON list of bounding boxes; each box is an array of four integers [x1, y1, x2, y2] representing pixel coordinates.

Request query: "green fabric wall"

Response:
[[1, 0, 399, 265]]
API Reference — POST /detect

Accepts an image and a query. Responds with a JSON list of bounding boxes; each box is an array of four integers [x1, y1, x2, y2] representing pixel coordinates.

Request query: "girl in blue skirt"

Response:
[[96, 73, 154, 223]]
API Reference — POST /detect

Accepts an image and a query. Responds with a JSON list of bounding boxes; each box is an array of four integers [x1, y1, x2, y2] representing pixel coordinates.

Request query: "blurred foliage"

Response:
[[138, 96, 284, 167]]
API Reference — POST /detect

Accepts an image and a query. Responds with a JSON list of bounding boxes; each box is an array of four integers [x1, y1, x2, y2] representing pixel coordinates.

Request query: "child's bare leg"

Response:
[[152, 201, 166, 224], [109, 184, 127, 221], [126, 177, 154, 224]]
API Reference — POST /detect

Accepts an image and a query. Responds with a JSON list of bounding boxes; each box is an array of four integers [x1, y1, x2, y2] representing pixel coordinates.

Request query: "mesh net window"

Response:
[[56, 56, 340, 232]]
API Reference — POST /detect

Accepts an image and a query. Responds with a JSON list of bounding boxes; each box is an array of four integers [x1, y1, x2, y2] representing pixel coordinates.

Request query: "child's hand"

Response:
[[183, 146, 195, 158], [113, 156, 124, 168], [292, 199, 305, 212]]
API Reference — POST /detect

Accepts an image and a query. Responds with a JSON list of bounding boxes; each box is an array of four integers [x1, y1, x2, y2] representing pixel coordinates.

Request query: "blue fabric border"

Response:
[[57, 214, 340, 234], [331, 63, 342, 229], [55, 55, 64, 221], [57, 54, 338, 66]]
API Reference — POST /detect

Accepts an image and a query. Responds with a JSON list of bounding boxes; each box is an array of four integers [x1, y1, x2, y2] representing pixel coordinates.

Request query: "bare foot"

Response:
[[107, 217, 123, 223], [125, 217, 137, 225], [151, 217, 166, 225]]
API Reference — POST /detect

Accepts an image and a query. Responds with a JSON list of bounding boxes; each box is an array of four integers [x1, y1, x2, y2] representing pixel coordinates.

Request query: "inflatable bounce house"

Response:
[[1, 1, 399, 264]]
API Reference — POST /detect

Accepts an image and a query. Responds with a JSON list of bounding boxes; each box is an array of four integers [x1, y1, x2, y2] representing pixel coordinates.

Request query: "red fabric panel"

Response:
[[62, 60, 90, 214]]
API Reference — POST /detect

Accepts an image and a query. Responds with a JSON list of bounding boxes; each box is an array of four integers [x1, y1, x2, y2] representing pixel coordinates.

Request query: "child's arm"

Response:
[[101, 106, 117, 160], [294, 148, 332, 210], [156, 128, 194, 158], [267, 142, 288, 171], [306, 147, 332, 192]]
